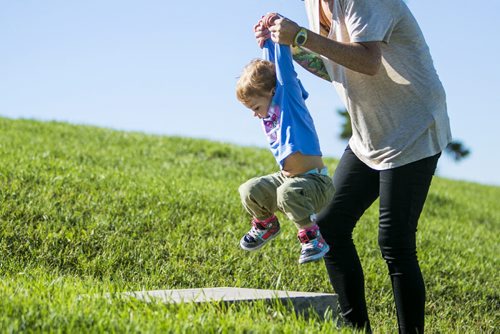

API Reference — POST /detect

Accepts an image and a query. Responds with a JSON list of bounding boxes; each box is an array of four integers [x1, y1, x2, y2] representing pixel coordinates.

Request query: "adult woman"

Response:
[[255, 1, 452, 332]]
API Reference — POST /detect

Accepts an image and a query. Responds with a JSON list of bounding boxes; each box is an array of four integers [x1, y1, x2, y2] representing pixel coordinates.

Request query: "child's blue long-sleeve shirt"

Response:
[[261, 39, 322, 168]]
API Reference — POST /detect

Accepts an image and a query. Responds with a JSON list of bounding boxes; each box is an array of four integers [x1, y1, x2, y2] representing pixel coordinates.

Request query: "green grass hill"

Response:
[[0, 117, 498, 332]]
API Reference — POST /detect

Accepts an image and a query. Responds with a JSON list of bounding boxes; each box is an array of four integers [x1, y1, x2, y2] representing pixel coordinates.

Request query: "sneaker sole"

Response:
[[298, 244, 330, 264], [240, 229, 281, 251]]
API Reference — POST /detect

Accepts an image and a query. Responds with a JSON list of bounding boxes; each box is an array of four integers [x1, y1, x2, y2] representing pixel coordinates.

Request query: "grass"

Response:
[[0, 117, 498, 333]]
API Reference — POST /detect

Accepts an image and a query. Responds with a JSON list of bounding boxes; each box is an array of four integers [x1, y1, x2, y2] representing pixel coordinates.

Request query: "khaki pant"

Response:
[[238, 171, 335, 228]]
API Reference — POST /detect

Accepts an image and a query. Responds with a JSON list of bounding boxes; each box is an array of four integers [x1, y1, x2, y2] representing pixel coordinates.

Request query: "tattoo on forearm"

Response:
[[292, 46, 331, 81]]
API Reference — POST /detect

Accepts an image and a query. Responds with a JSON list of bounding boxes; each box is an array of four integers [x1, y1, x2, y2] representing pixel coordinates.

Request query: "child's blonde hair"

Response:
[[236, 59, 276, 104]]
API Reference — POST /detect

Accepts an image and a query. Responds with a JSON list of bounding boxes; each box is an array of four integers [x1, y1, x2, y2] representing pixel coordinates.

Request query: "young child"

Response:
[[235, 13, 335, 264]]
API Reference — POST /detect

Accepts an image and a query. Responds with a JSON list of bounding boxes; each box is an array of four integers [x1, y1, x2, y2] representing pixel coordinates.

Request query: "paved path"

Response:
[[123, 287, 338, 319]]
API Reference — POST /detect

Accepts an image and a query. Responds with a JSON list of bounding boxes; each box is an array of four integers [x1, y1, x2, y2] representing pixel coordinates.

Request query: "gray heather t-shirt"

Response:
[[304, 0, 452, 170]]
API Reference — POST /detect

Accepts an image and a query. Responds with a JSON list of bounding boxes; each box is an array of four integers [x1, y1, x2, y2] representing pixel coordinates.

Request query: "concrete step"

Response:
[[123, 287, 338, 319]]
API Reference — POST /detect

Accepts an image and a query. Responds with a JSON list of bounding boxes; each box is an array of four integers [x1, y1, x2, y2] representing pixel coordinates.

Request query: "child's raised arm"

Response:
[[263, 39, 308, 102]]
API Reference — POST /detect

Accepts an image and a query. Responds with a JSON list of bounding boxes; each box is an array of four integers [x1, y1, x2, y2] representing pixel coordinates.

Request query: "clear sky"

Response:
[[1, 0, 499, 186]]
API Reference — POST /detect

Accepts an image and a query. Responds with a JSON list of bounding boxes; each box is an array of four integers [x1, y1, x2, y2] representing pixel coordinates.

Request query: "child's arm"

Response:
[[263, 39, 309, 100], [257, 12, 330, 82], [263, 39, 300, 87], [292, 46, 331, 82]]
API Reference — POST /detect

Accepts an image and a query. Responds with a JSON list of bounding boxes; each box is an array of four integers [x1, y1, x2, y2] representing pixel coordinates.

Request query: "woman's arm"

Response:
[[255, 13, 330, 82], [269, 18, 381, 76], [291, 46, 331, 81]]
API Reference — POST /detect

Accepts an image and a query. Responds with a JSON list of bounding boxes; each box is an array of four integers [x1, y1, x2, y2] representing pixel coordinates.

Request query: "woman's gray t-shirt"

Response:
[[304, 0, 452, 170]]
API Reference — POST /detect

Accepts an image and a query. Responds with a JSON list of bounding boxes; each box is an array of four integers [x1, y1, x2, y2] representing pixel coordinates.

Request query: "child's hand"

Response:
[[254, 13, 280, 48], [253, 20, 270, 48], [261, 12, 280, 29]]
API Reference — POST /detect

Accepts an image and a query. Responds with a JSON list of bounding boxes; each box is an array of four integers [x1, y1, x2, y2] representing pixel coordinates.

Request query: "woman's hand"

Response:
[[268, 17, 301, 46], [254, 13, 301, 47]]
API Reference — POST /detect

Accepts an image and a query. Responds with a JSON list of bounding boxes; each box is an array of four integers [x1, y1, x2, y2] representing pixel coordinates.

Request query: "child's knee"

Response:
[[239, 179, 255, 200], [238, 177, 268, 203], [238, 178, 259, 198]]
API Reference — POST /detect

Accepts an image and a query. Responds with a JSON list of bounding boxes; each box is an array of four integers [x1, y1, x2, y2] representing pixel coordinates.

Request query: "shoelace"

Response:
[[303, 236, 325, 251], [302, 241, 317, 250], [247, 224, 265, 240]]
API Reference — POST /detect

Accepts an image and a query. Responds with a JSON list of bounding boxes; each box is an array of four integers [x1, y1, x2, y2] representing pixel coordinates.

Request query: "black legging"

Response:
[[317, 146, 440, 334]]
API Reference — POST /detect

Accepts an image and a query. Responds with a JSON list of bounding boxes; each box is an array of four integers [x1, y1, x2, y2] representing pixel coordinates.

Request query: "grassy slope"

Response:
[[0, 118, 498, 333]]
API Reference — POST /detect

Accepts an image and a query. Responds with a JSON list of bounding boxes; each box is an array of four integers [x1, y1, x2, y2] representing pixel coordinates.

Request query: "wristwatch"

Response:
[[294, 28, 308, 46]]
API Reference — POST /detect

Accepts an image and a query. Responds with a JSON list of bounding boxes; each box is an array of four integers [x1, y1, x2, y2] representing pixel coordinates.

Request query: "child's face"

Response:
[[243, 90, 274, 119]]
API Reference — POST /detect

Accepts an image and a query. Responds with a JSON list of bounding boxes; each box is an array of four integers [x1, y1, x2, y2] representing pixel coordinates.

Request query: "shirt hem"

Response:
[[349, 142, 449, 171]]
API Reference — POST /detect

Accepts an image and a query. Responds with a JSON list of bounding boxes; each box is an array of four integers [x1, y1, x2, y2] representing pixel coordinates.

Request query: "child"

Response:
[[235, 13, 335, 264]]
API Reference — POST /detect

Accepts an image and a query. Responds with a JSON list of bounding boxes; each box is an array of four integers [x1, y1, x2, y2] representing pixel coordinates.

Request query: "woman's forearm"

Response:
[[291, 46, 331, 81], [267, 17, 381, 76], [303, 30, 381, 76]]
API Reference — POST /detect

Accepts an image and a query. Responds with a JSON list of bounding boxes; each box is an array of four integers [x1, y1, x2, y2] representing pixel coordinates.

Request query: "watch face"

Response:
[[297, 35, 306, 45]]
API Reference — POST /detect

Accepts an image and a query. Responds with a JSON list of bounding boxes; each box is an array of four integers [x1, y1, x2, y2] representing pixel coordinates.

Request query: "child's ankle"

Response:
[[253, 215, 277, 228], [297, 224, 320, 243], [299, 222, 318, 230], [297, 214, 319, 230]]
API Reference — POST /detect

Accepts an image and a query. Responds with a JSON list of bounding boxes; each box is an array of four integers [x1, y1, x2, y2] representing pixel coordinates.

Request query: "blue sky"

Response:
[[1, 0, 499, 186]]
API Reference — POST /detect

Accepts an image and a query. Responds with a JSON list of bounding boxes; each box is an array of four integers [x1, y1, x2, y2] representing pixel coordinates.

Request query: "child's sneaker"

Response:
[[297, 225, 330, 264], [240, 215, 281, 251]]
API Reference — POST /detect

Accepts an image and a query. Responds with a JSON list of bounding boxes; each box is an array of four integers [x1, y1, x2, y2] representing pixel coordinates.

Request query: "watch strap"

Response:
[[293, 28, 308, 46]]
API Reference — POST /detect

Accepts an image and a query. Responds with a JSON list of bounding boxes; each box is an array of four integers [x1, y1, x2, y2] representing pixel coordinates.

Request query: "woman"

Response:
[[254, 1, 452, 332]]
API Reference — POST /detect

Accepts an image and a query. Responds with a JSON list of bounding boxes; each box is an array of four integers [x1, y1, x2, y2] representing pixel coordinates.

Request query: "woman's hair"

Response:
[[236, 59, 276, 104]]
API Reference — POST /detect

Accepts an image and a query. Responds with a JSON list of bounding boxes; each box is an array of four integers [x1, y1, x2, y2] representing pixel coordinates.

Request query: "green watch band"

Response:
[[294, 28, 308, 46]]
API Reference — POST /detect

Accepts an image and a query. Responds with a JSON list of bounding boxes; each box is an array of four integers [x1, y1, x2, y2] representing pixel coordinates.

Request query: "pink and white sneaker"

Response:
[[297, 225, 330, 264], [240, 215, 281, 251]]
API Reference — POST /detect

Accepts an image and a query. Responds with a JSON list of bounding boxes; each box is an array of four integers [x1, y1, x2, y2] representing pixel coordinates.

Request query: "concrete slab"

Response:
[[122, 287, 338, 319]]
